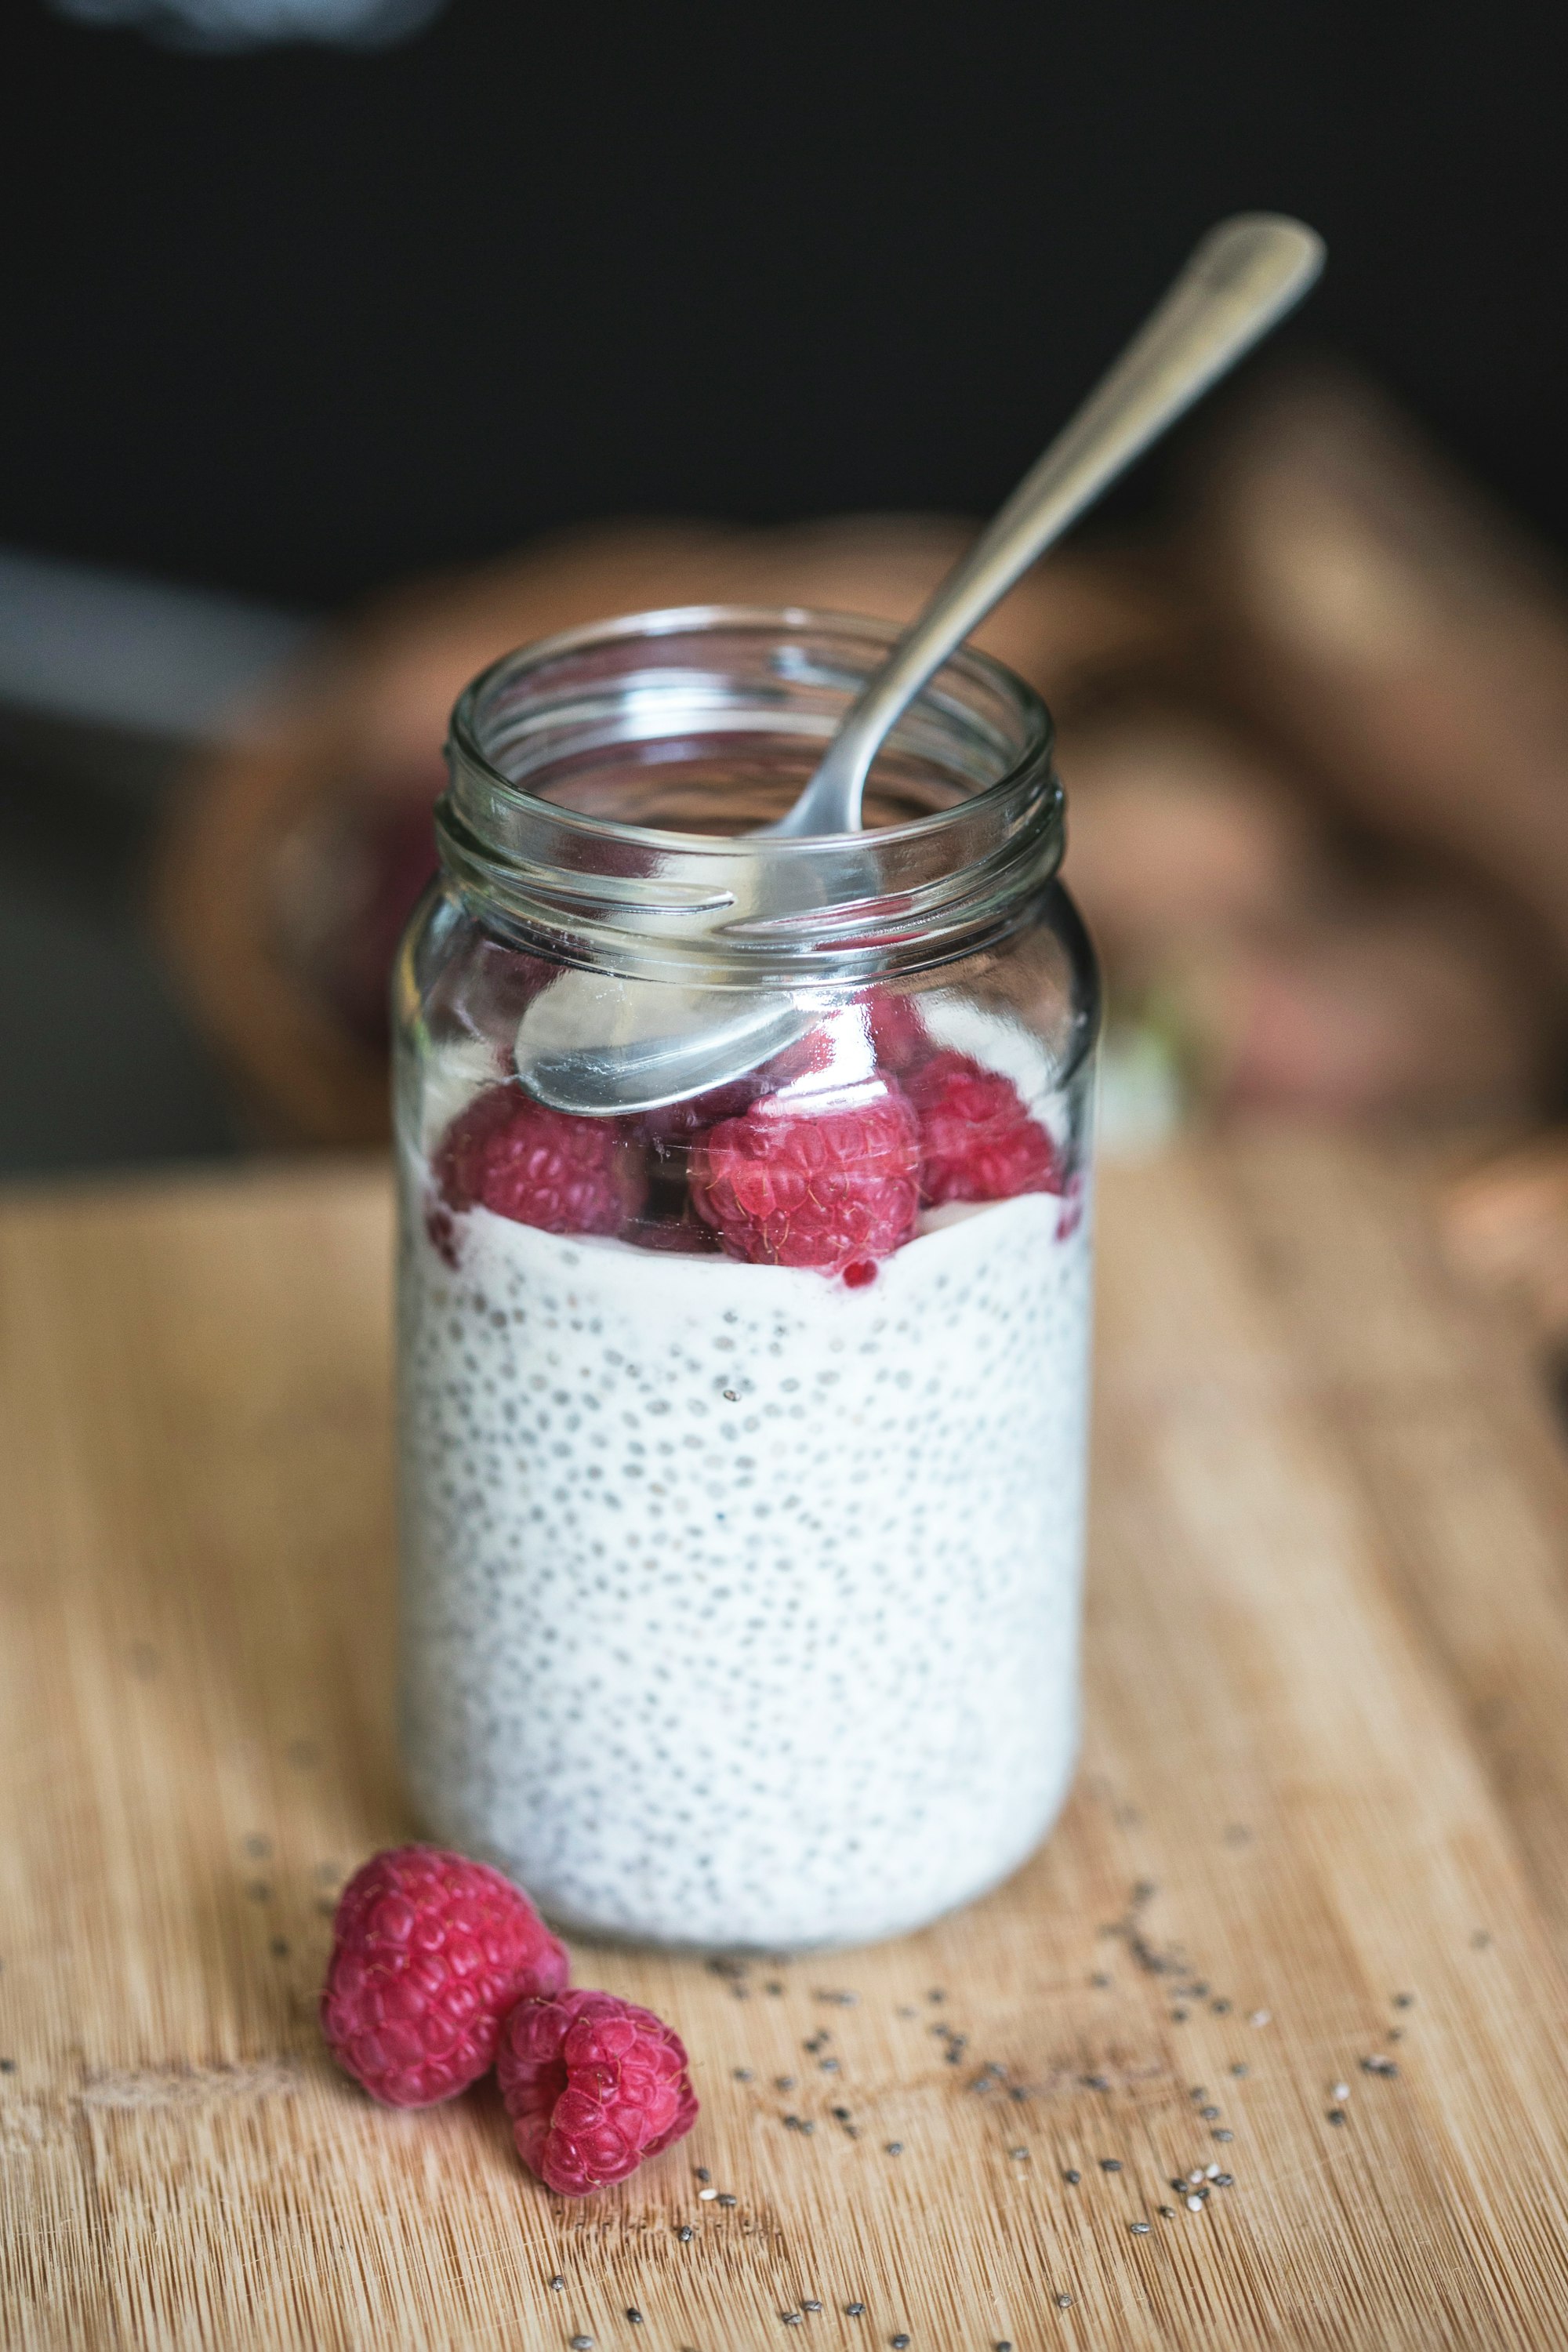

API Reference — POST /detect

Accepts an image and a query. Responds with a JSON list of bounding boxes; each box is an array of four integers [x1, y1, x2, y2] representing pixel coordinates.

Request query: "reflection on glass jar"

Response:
[[394, 607, 1099, 1950]]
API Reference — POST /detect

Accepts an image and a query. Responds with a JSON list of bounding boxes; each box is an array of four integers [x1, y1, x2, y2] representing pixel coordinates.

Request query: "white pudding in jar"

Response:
[[397, 1145, 1091, 1950]]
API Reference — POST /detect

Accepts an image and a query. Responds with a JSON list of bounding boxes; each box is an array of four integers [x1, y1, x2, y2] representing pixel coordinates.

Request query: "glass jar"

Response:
[[394, 607, 1098, 1951]]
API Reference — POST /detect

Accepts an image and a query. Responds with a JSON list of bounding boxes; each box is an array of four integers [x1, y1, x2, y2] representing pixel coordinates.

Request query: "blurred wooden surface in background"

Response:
[[4, 1137, 1568, 2350]]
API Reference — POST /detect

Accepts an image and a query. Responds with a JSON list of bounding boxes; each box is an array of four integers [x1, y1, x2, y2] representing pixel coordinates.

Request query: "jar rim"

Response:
[[448, 602, 1054, 850], [438, 604, 1063, 985]]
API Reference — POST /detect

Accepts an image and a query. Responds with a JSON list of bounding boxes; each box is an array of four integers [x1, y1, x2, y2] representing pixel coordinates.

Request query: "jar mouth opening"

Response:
[[446, 603, 1055, 855], [438, 605, 1064, 985]]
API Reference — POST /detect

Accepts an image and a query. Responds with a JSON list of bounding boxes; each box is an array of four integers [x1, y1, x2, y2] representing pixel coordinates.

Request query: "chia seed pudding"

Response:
[[398, 1050, 1091, 1949]]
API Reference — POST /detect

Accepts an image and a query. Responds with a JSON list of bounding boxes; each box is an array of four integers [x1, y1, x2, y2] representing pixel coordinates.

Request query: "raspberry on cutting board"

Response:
[[320, 1845, 569, 2107], [688, 1090, 920, 1276], [435, 1085, 645, 1236], [908, 1049, 1062, 1204], [497, 1987, 699, 2195]]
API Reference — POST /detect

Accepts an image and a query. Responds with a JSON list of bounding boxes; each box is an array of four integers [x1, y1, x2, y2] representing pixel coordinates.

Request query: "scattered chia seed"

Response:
[[1393, 1992, 1414, 2009], [1010, 2087, 1029, 2103], [1328, 2109, 1346, 2125], [885, 2141, 903, 2156], [717, 2194, 738, 2208], [1064, 2170, 1081, 2185], [892, 2336, 911, 2349], [1332, 2082, 1349, 2101], [695, 2167, 711, 2183], [1230, 2063, 1249, 2078], [802, 2303, 822, 2315], [1213, 2172, 1234, 2187], [1213, 2129, 1233, 2142], [626, 2313, 643, 2326], [1472, 1930, 1491, 1949], [821, 2058, 840, 2073], [832, 2105, 851, 2120], [1171, 2008, 1189, 2022], [1056, 2294, 1074, 2308], [1189, 2086, 1208, 2100], [897, 2005, 916, 2018], [549, 2276, 564, 2291], [571, 2339, 593, 2350], [845, 2306, 866, 2319], [1009, 2147, 1029, 2161], [677, 2227, 694, 2242], [1204, 2164, 1221, 2179], [1389, 2028, 1404, 2042], [244, 1835, 270, 1859], [928, 1988, 946, 2002], [1212, 1999, 1232, 2014], [734, 2067, 753, 2082], [1200, 2105, 1220, 2120], [1189, 1981, 1210, 1999], [1099, 2158, 1122, 2172], [1160, 2205, 1177, 2220], [776, 2078, 796, 2092], [1129, 2221, 1150, 2235], [1083, 2073, 1111, 2092], [1250, 2010, 1271, 2027], [1134, 1880, 1156, 1904], [270, 1939, 289, 1958], [1186, 2196, 1203, 2212], [1361, 2056, 1399, 2077], [782, 2319, 801, 2330], [1091, 1973, 1111, 1988]]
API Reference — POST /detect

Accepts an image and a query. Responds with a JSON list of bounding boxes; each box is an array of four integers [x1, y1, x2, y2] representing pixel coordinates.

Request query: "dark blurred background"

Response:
[[3, 0, 1567, 1178]]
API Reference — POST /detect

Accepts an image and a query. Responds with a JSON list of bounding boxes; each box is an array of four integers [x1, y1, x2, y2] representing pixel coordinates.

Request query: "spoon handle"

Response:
[[775, 212, 1323, 837]]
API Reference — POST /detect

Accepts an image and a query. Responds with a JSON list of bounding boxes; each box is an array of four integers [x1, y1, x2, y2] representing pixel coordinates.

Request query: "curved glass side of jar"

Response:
[[393, 608, 1099, 1951]]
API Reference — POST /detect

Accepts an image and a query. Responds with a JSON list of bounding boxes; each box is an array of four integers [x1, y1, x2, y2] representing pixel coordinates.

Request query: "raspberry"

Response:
[[320, 1845, 569, 2108], [908, 1051, 1062, 1204], [435, 1086, 644, 1236], [637, 1075, 764, 1152], [688, 1091, 920, 1275], [497, 1988, 699, 2196], [866, 987, 931, 1075]]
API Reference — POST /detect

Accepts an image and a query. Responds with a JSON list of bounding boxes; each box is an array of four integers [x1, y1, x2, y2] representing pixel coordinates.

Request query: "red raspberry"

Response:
[[435, 1086, 645, 1236], [320, 1845, 569, 2108], [866, 987, 931, 1075], [497, 1988, 699, 2197], [909, 1050, 1062, 1204], [636, 1075, 765, 1151], [688, 1091, 920, 1275]]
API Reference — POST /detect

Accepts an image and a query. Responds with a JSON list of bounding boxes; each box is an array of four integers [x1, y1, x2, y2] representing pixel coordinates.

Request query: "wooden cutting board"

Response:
[[5, 1134, 1568, 2351]]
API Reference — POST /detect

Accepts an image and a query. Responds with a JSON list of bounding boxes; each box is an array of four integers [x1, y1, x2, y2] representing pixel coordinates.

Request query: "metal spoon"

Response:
[[516, 212, 1323, 1115]]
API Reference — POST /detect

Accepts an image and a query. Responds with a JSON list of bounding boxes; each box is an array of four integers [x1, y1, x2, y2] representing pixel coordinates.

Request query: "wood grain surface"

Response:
[[5, 1137, 1568, 2351]]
